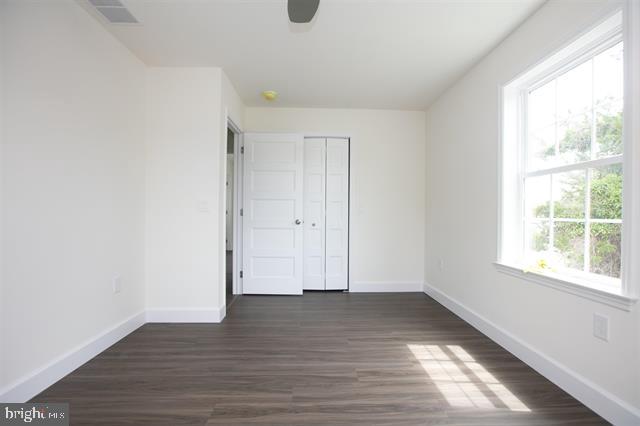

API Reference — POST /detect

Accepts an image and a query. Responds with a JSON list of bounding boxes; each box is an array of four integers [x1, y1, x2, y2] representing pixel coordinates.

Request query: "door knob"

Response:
[[295, 219, 302, 225]]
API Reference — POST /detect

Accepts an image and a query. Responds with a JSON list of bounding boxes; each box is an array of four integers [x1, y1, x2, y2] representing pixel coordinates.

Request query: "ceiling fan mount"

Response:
[[288, 0, 320, 24]]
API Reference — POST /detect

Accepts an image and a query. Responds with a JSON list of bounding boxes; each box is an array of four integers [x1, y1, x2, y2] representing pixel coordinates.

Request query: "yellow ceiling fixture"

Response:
[[262, 90, 278, 101]]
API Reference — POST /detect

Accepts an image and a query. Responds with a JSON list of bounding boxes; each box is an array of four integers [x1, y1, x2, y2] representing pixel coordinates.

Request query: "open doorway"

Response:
[[225, 125, 240, 307]]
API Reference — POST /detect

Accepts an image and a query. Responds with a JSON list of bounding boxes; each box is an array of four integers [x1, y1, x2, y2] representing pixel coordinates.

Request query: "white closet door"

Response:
[[242, 133, 304, 295], [325, 138, 349, 290], [303, 138, 326, 290]]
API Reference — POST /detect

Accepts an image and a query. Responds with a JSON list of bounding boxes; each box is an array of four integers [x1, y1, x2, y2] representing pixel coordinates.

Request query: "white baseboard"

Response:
[[349, 281, 423, 292], [0, 311, 145, 403], [423, 282, 640, 425], [0, 305, 228, 403], [145, 306, 225, 323]]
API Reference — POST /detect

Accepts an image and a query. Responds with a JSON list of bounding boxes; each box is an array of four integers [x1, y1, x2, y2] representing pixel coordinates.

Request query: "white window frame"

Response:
[[497, 3, 639, 311]]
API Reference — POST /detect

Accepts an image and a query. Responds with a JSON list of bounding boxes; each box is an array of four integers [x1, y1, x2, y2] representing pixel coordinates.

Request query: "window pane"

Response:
[[594, 42, 623, 159], [595, 110, 623, 158], [554, 221, 585, 270], [590, 222, 622, 278], [557, 60, 592, 164], [594, 42, 623, 109], [557, 116, 591, 164], [528, 81, 557, 171], [525, 175, 550, 219], [557, 60, 593, 123], [525, 221, 549, 255], [552, 171, 585, 219], [590, 164, 622, 220]]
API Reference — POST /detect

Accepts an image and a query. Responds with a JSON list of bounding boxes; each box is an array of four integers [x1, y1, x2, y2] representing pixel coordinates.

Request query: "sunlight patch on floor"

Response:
[[408, 344, 530, 412]]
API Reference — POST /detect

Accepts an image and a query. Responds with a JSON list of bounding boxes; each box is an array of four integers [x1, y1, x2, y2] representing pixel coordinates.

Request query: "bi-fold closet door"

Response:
[[303, 138, 349, 291]]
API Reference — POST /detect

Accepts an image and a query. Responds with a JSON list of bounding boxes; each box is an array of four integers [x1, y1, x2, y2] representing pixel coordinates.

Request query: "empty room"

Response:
[[1, 0, 639, 424]]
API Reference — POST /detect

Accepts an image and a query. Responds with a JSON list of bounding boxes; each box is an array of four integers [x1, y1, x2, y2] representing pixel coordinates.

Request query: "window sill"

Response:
[[493, 262, 637, 311]]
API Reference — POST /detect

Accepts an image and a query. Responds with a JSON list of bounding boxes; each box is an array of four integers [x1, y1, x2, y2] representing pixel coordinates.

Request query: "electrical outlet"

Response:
[[113, 276, 122, 294], [593, 313, 609, 342], [438, 259, 444, 271]]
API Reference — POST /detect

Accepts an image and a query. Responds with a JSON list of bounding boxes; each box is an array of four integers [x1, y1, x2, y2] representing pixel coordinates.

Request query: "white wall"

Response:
[[425, 0, 640, 421], [0, 0, 146, 394], [222, 72, 245, 131], [245, 107, 426, 291], [144, 68, 244, 318], [145, 68, 225, 318]]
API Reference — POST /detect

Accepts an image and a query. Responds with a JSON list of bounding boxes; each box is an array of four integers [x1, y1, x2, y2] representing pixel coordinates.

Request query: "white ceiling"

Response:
[[80, 0, 545, 110]]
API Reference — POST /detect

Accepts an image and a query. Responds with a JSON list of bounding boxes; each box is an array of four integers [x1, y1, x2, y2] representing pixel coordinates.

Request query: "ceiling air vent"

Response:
[[89, 0, 139, 24]]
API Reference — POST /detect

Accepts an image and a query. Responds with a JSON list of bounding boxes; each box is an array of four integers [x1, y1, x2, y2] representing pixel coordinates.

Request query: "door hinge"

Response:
[[239, 270, 243, 278], [240, 146, 245, 154], [240, 208, 243, 216]]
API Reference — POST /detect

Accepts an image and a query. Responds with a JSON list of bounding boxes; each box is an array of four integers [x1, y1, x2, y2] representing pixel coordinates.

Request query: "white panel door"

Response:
[[325, 138, 349, 290], [243, 133, 304, 295], [303, 138, 325, 290]]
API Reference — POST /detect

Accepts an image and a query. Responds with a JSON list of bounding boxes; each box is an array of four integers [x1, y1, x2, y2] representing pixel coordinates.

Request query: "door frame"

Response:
[[227, 118, 244, 296], [234, 132, 351, 295]]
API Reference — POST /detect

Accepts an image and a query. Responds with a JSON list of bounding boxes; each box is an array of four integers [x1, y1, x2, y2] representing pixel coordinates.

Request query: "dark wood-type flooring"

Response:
[[32, 293, 607, 425]]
